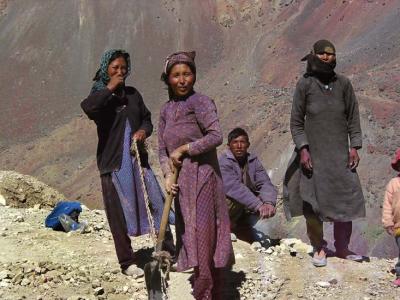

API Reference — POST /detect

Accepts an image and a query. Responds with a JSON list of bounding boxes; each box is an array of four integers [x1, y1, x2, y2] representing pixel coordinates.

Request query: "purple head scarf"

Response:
[[164, 51, 196, 74]]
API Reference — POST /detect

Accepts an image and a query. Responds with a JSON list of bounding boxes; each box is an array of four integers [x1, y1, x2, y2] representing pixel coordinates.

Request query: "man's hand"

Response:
[[107, 74, 124, 92], [300, 148, 312, 171], [258, 203, 276, 219], [348, 148, 360, 170], [133, 129, 146, 142]]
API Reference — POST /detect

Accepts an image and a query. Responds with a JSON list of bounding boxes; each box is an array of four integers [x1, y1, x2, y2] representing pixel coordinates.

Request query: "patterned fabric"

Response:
[[158, 92, 233, 275], [112, 120, 174, 236], [91, 49, 131, 93], [192, 174, 216, 299], [164, 51, 196, 74]]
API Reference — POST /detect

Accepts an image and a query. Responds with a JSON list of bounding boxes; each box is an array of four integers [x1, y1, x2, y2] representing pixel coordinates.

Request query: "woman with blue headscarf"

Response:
[[81, 49, 175, 276]]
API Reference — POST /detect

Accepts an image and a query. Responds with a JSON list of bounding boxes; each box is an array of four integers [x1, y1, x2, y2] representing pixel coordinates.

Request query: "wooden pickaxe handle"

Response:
[[155, 165, 179, 251]]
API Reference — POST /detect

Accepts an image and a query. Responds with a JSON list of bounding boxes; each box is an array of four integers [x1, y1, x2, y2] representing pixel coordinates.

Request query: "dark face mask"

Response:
[[303, 54, 336, 84]]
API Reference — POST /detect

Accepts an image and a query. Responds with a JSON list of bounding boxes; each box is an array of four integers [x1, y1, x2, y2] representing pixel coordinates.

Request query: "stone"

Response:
[[12, 272, 24, 284], [329, 278, 338, 285], [0, 194, 6, 206], [316, 281, 331, 288], [266, 248, 274, 254], [280, 238, 300, 247], [0, 270, 12, 280], [20, 278, 30, 286], [292, 242, 313, 254], [279, 244, 288, 252], [14, 215, 24, 222], [93, 287, 105, 296], [92, 279, 101, 288], [251, 242, 262, 251], [235, 253, 244, 259]]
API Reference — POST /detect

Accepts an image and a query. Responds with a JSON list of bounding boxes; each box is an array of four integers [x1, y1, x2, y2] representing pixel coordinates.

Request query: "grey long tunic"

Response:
[[284, 74, 365, 222]]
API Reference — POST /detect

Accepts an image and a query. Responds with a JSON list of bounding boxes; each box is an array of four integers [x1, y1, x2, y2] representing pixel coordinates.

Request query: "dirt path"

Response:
[[1, 206, 400, 300]]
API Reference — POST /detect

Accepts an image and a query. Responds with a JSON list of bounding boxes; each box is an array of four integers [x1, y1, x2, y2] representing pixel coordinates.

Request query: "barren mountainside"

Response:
[[1, 0, 400, 258]]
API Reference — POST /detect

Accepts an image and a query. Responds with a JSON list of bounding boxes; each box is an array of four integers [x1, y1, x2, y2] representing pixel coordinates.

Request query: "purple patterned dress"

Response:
[[158, 92, 233, 299]]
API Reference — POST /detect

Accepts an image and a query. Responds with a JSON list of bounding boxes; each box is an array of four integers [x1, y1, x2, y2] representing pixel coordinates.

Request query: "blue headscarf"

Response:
[[91, 49, 131, 93]]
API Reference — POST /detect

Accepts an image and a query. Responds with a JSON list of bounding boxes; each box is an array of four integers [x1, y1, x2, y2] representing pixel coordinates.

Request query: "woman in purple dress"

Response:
[[158, 51, 233, 299]]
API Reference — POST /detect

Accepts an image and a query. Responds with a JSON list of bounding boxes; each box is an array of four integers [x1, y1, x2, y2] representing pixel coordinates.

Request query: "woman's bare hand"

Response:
[[348, 148, 360, 170], [133, 129, 146, 142], [300, 147, 313, 171], [170, 144, 189, 168], [165, 174, 179, 195], [107, 74, 124, 92]]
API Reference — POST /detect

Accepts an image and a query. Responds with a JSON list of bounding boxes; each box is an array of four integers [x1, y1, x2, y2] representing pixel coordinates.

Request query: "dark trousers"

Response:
[[226, 197, 256, 243], [303, 201, 352, 251], [226, 197, 274, 247], [395, 236, 400, 277], [101, 175, 175, 270]]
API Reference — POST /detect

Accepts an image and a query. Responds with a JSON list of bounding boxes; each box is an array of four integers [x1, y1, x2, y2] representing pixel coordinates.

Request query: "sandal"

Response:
[[312, 247, 327, 267]]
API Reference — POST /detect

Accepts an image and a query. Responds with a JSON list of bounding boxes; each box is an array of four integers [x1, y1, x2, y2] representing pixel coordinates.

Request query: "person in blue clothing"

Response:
[[81, 49, 174, 276]]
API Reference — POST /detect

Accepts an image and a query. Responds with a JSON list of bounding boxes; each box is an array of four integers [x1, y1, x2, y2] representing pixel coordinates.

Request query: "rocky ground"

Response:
[[1, 203, 400, 300]]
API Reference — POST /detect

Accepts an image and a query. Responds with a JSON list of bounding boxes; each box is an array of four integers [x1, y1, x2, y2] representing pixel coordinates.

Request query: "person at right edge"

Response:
[[284, 39, 365, 267], [382, 148, 400, 286]]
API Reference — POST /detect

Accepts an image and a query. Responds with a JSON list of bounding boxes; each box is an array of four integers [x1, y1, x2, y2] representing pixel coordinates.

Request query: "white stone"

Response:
[[0, 194, 6, 206], [280, 238, 300, 247], [251, 242, 262, 251], [20, 278, 30, 286], [292, 242, 313, 254], [14, 215, 24, 223], [0, 270, 11, 280], [235, 253, 244, 259], [316, 281, 331, 288]]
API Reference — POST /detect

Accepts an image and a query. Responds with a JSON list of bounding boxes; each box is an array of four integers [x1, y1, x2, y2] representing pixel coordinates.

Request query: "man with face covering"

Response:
[[284, 40, 365, 267]]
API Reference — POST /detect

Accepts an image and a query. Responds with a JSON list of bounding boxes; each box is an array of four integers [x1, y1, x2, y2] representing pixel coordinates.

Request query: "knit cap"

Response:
[[313, 39, 336, 55]]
